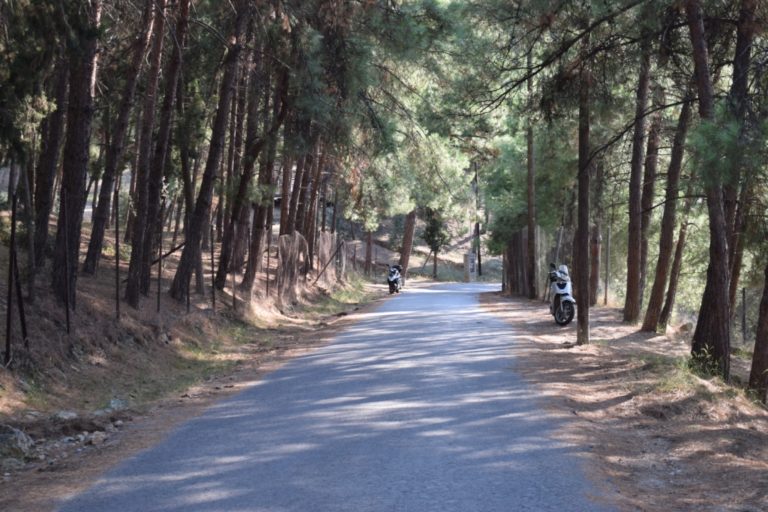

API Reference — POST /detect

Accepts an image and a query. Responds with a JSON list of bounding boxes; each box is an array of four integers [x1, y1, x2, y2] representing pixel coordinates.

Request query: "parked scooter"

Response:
[[387, 264, 403, 294], [548, 263, 575, 325]]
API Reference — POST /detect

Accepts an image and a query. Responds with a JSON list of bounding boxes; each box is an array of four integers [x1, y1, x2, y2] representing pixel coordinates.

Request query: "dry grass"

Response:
[[480, 292, 768, 512]]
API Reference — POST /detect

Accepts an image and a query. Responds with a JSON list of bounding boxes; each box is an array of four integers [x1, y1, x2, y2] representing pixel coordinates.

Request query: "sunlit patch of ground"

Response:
[[480, 292, 768, 512]]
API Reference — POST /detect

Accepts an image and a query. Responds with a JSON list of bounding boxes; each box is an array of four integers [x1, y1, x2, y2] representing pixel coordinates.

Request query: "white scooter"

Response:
[[548, 263, 575, 326]]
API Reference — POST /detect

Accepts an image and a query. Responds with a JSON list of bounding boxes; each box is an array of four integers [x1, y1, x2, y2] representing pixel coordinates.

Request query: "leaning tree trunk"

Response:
[[82, 0, 155, 275], [639, 88, 663, 301], [51, 1, 102, 307], [727, 0, 757, 312], [748, 261, 768, 403], [220, 42, 288, 291], [575, 45, 590, 346], [286, 153, 307, 235], [623, 35, 652, 323], [170, 3, 248, 302], [399, 209, 416, 279], [34, 56, 68, 269], [140, 0, 190, 294], [125, 0, 166, 308], [686, 0, 731, 379], [642, 98, 692, 332]]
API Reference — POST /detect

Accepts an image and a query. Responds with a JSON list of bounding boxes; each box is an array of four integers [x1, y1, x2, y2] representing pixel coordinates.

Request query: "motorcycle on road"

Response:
[[387, 265, 403, 294]]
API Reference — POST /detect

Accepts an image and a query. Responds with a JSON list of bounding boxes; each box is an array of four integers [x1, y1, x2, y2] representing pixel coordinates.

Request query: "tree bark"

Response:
[[365, 231, 372, 275], [34, 56, 68, 269], [726, 0, 757, 312], [286, 153, 307, 235], [399, 209, 416, 279], [304, 147, 326, 269], [642, 99, 692, 332], [589, 158, 604, 306], [219, 39, 288, 291], [51, 1, 102, 306], [83, 0, 155, 275], [170, 2, 248, 302], [576, 44, 590, 346], [294, 145, 315, 236], [125, 0, 167, 308], [748, 261, 768, 403], [686, 0, 731, 378], [623, 35, 652, 323], [140, 0, 190, 293], [659, 221, 688, 330], [279, 152, 294, 236], [639, 87, 663, 300], [526, 99, 536, 298]]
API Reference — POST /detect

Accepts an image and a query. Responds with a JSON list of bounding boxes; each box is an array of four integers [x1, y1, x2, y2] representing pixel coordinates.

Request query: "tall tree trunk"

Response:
[[642, 98, 692, 332], [623, 35, 652, 323], [399, 209, 416, 279], [526, 61, 537, 299], [170, 3, 248, 302], [51, 1, 102, 306], [748, 261, 768, 403], [589, 158, 604, 306], [83, 0, 155, 275], [659, 221, 688, 330], [364, 231, 372, 275], [34, 56, 68, 268], [686, 0, 731, 378], [219, 41, 288, 291], [286, 153, 307, 235], [304, 146, 325, 269], [726, 0, 757, 312], [639, 87, 663, 301], [279, 153, 294, 236], [140, 0, 190, 293], [576, 43, 590, 346], [125, 0, 167, 308], [294, 146, 315, 236]]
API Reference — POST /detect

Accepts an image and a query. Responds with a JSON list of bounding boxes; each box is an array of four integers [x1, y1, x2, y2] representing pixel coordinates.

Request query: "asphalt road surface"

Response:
[[58, 283, 614, 512]]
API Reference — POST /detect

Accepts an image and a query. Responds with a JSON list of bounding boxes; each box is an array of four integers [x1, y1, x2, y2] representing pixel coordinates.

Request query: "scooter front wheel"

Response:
[[555, 301, 575, 326]]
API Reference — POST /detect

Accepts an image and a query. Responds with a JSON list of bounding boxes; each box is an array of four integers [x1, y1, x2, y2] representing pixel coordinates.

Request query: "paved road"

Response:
[[58, 283, 614, 512]]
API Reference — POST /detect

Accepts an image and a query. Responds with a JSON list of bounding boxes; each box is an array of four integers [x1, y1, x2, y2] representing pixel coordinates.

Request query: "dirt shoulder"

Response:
[[0, 282, 389, 512], [480, 292, 768, 511]]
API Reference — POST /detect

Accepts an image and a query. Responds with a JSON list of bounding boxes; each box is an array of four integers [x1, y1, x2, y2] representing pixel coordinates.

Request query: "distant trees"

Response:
[[422, 207, 451, 279]]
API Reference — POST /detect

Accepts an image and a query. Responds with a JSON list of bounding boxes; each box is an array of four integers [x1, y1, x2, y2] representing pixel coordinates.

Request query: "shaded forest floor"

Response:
[[481, 292, 768, 512]]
